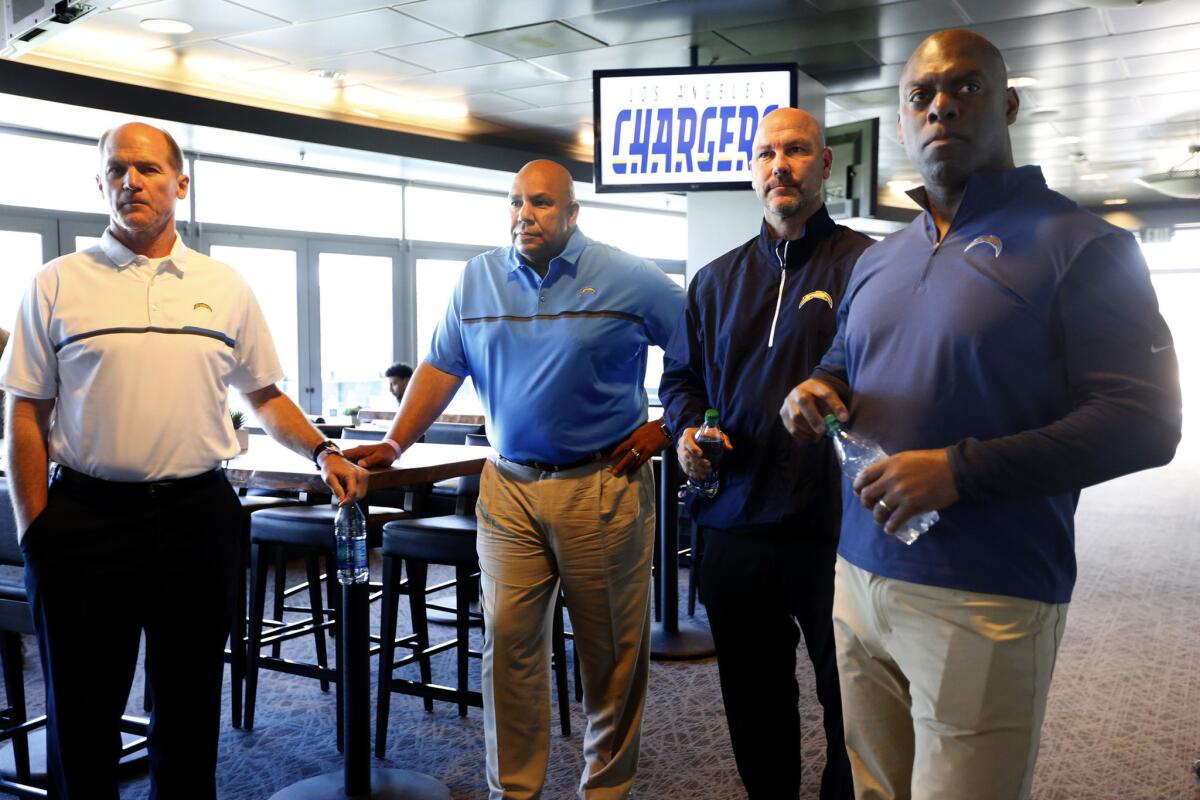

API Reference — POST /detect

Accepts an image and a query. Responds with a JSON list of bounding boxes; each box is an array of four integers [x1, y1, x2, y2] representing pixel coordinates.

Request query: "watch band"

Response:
[[658, 420, 672, 441], [312, 440, 342, 468]]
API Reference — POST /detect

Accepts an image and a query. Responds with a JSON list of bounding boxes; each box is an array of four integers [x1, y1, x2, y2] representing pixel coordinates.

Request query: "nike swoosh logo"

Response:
[[1151, 344, 1172, 354]]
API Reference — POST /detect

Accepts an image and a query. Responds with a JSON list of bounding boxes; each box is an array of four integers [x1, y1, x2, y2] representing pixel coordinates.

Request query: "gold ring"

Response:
[[876, 499, 890, 512]]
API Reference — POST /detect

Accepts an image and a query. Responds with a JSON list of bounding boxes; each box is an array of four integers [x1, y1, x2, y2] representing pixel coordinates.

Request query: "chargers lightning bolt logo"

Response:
[[799, 291, 833, 310], [964, 235, 1003, 258]]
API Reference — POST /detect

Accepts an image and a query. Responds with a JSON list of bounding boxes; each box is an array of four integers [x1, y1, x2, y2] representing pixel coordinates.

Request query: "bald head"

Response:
[[897, 28, 1018, 195], [98, 122, 183, 172], [749, 106, 832, 233], [901, 29, 1008, 100], [509, 159, 580, 271]]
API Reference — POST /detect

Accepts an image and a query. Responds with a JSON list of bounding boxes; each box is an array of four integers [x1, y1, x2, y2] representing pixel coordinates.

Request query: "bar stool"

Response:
[[374, 437, 575, 757], [244, 500, 408, 750]]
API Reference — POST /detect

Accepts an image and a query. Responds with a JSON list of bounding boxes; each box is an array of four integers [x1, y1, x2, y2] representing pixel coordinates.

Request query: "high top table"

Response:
[[226, 435, 490, 800]]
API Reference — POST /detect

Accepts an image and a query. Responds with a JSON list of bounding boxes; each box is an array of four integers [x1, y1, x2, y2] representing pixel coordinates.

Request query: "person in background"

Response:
[[385, 361, 413, 405], [0, 122, 368, 799], [346, 159, 685, 799], [659, 107, 868, 800], [780, 29, 1181, 800]]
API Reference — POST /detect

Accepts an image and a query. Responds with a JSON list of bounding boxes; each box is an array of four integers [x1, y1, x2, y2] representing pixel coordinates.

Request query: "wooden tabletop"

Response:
[[224, 435, 490, 494], [0, 437, 491, 495]]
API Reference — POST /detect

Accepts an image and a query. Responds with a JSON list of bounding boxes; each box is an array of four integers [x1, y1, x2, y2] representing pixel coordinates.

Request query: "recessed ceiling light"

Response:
[[309, 68, 346, 81], [1080, 173, 1109, 181], [1008, 76, 1038, 88], [1054, 136, 1082, 146], [1103, 198, 1129, 205], [351, 108, 380, 118], [1068, 151, 1088, 164], [140, 18, 194, 34], [1028, 108, 1061, 119]]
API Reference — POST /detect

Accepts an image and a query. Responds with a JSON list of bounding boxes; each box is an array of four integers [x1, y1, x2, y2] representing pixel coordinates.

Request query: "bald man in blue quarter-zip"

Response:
[[781, 30, 1181, 800], [659, 107, 873, 800]]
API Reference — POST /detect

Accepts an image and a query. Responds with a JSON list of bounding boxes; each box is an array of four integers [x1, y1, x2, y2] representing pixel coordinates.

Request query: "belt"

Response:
[[52, 464, 227, 503], [499, 444, 617, 474]]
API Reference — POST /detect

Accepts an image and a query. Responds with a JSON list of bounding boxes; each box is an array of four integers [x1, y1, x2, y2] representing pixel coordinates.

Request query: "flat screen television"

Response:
[[592, 64, 799, 193]]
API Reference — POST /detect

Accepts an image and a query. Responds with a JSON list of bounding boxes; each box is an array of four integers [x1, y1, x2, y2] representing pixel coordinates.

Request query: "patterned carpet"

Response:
[[5, 447, 1200, 799]]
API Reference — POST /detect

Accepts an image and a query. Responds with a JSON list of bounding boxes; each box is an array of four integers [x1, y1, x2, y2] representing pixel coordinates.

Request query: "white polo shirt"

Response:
[[0, 230, 283, 481]]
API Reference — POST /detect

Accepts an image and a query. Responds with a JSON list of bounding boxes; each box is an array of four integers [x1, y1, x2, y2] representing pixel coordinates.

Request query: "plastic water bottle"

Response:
[[335, 502, 368, 584], [686, 409, 725, 498], [822, 414, 938, 545]]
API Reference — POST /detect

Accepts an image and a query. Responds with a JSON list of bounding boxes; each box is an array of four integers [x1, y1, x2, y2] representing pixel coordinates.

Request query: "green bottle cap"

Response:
[[704, 409, 719, 424], [822, 414, 840, 431]]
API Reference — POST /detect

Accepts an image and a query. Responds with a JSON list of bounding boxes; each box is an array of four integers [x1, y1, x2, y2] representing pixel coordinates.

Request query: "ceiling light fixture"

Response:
[[1079, 173, 1109, 181], [1136, 144, 1200, 199], [1055, 136, 1082, 146], [308, 68, 346, 81], [351, 108, 380, 118], [1103, 198, 1129, 205], [1007, 76, 1038, 88], [140, 18, 194, 35], [1028, 108, 1061, 119]]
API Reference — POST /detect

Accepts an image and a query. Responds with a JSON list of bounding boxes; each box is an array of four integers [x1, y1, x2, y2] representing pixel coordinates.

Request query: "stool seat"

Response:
[[238, 495, 304, 514], [382, 517, 477, 564], [252, 504, 408, 548]]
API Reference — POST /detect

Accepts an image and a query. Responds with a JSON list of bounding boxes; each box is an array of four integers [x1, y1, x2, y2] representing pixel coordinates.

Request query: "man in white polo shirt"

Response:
[[0, 122, 368, 799]]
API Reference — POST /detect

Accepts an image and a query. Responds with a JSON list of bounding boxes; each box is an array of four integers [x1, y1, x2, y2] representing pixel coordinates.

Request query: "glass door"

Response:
[[412, 244, 489, 416], [0, 213, 58, 333]]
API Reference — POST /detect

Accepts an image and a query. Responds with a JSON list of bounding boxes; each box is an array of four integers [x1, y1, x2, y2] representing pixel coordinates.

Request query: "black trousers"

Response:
[[20, 467, 242, 800], [700, 524, 853, 800]]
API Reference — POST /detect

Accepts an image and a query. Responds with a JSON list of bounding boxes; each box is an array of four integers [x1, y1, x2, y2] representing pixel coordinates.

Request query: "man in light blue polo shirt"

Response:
[[348, 159, 684, 799]]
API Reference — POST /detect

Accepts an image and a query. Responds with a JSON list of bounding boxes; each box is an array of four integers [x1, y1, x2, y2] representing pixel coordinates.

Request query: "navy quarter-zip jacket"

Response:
[[660, 205, 874, 531]]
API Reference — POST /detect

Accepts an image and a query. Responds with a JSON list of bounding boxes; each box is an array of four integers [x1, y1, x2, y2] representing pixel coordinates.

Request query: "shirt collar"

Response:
[[507, 227, 589, 275], [100, 228, 189, 274], [755, 204, 835, 270], [905, 165, 1046, 218]]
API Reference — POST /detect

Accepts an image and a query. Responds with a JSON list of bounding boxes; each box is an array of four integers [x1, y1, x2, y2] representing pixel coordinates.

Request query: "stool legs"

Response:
[[245, 541, 268, 730], [375, 554, 402, 759], [552, 596, 571, 737], [0, 631, 31, 783], [304, 555, 331, 694], [405, 560, 435, 713]]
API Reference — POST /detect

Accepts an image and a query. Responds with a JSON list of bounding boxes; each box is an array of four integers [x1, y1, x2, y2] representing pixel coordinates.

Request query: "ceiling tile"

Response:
[[478, 101, 593, 129], [380, 37, 511, 71], [807, 0, 907, 9], [399, 0, 659, 37], [868, 8, 1109, 65], [1001, 23, 1200, 73], [827, 87, 896, 110], [721, 0, 965, 55], [500, 79, 593, 108], [1024, 72, 1200, 110], [469, 22, 605, 59], [248, 51, 428, 86], [1007, 59, 1125, 89], [221, 8, 445, 62], [566, 0, 808, 47], [527, 33, 745, 80], [954, 0, 1080, 24], [374, 60, 568, 99], [1105, 1, 1200, 35], [1124, 48, 1200, 79], [165, 40, 289, 73], [462, 92, 537, 115], [814, 63, 904, 93], [224, 0, 397, 24], [724, 42, 881, 78], [87, 0, 288, 45], [1137, 90, 1200, 123]]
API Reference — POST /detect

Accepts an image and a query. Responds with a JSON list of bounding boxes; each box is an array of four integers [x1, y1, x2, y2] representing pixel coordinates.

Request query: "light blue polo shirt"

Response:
[[427, 227, 685, 464]]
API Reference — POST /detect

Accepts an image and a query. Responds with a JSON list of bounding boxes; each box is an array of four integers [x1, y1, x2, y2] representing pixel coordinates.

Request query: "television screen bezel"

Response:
[[592, 63, 800, 194]]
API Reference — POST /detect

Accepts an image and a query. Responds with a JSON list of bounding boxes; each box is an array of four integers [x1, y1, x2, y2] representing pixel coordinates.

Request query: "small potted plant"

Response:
[[230, 409, 250, 453], [343, 406, 362, 427]]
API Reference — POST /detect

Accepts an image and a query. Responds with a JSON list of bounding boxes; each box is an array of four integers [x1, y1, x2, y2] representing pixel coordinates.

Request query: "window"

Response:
[[209, 245, 301, 405], [415, 257, 481, 414], [318, 251, 394, 413], [0, 230, 45, 332], [644, 272, 686, 404], [194, 160, 402, 238], [580, 205, 687, 262], [405, 187, 508, 248]]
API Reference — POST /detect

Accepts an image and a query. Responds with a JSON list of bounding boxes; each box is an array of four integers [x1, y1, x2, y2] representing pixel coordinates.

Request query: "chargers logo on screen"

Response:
[[602, 76, 786, 179]]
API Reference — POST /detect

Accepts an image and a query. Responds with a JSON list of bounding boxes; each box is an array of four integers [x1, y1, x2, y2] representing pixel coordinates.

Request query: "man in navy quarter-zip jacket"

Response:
[[659, 107, 872, 800], [781, 30, 1181, 800]]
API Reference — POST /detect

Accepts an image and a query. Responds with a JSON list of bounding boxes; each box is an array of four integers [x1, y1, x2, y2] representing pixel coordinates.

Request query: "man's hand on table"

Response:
[[611, 420, 672, 477], [343, 442, 398, 470], [321, 453, 370, 504]]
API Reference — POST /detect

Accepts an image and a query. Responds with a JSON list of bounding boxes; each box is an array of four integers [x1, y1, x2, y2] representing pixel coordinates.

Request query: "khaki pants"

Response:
[[833, 557, 1068, 800], [475, 456, 655, 800]]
